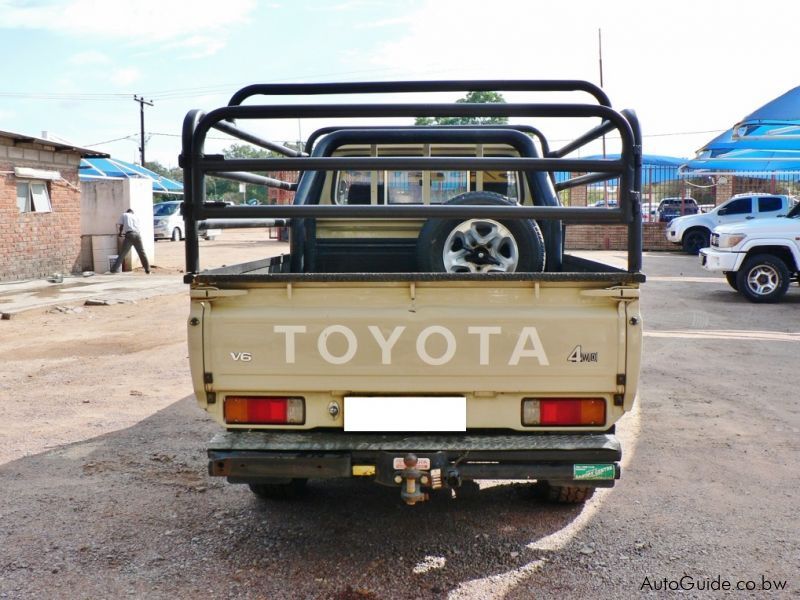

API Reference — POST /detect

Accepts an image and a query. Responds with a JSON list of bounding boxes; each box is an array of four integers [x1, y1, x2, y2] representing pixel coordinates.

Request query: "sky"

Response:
[[1, 0, 799, 168]]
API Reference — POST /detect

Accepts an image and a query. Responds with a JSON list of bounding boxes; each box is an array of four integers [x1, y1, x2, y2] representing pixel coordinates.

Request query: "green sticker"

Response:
[[573, 464, 616, 480]]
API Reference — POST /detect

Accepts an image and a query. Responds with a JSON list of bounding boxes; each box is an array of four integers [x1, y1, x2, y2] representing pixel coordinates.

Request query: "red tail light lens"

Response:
[[522, 398, 605, 426], [224, 396, 305, 425]]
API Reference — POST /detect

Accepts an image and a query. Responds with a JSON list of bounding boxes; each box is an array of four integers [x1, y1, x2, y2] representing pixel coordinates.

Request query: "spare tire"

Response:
[[416, 191, 545, 273]]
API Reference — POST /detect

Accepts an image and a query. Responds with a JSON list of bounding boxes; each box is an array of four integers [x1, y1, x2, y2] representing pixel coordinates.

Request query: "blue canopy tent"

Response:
[[79, 157, 183, 194], [681, 85, 800, 177], [681, 149, 800, 177], [555, 153, 684, 186]]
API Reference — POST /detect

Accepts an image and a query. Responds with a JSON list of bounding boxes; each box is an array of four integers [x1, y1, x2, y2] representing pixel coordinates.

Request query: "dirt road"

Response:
[[0, 234, 797, 599]]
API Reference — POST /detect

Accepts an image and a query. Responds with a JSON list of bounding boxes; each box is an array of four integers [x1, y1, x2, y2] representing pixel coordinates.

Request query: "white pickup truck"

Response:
[[666, 193, 795, 254], [700, 202, 800, 302]]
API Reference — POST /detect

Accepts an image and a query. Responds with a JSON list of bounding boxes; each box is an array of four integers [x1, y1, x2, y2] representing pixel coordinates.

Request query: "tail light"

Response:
[[522, 398, 605, 426], [224, 396, 305, 425]]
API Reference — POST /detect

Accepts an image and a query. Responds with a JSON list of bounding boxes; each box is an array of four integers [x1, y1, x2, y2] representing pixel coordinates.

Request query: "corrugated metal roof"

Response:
[[79, 157, 183, 194]]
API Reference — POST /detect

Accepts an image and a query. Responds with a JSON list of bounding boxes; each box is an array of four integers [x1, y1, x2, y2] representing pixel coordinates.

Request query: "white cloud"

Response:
[[67, 50, 111, 66], [323, 1, 376, 11], [365, 0, 800, 158], [163, 35, 226, 60], [0, 0, 256, 55], [109, 67, 141, 87]]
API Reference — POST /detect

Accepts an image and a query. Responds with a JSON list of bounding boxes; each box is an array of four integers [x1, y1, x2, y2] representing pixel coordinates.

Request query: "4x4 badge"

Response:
[[567, 345, 598, 363]]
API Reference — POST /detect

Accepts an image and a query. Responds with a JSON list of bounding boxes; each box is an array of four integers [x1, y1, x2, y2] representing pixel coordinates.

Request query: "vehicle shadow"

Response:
[[0, 396, 597, 600]]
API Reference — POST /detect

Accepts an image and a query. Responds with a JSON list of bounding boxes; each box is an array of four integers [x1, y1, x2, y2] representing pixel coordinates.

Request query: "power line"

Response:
[[141, 66, 440, 100], [83, 134, 139, 147], [0, 92, 129, 101]]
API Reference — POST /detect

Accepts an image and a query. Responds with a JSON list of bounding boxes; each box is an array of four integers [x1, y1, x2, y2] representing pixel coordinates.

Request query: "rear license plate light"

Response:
[[224, 396, 305, 425], [522, 398, 605, 426]]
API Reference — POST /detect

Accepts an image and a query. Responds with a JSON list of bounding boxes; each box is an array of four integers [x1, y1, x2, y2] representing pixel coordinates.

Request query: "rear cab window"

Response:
[[333, 144, 521, 206], [757, 196, 782, 213]]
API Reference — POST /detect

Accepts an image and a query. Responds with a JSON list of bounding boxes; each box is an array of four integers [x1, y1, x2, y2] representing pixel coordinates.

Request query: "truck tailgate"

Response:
[[191, 279, 639, 398]]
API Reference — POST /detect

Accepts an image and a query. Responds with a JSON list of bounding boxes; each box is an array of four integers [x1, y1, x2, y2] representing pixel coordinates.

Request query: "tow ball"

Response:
[[394, 454, 430, 505]]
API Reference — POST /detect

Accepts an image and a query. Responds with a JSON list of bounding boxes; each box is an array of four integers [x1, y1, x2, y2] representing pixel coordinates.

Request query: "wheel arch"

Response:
[[743, 245, 798, 273], [685, 224, 711, 237], [675, 217, 711, 240]]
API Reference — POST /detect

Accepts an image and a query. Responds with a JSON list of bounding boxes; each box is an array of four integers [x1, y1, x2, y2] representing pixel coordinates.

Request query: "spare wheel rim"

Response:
[[443, 219, 519, 273]]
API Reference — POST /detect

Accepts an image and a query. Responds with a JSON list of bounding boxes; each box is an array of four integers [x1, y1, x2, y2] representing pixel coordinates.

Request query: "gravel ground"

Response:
[[1, 236, 798, 599]]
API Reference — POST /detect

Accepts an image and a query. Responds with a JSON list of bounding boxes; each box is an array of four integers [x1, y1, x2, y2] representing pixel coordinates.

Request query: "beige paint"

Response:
[[188, 141, 641, 436], [190, 279, 641, 432]]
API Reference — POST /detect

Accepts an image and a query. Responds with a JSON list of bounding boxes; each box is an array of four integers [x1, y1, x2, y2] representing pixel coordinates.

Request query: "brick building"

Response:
[[266, 170, 298, 205], [0, 130, 106, 281]]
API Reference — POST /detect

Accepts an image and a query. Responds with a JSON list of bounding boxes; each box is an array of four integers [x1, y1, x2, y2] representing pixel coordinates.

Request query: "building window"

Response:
[[16, 181, 52, 213]]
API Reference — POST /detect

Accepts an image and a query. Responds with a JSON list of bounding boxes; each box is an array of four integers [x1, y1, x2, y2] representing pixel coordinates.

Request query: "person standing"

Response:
[[111, 208, 151, 274]]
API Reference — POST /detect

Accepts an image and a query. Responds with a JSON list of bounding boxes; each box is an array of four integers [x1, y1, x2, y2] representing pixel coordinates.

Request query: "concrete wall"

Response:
[[81, 177, 154, 271], [0, 136, 83, 281]]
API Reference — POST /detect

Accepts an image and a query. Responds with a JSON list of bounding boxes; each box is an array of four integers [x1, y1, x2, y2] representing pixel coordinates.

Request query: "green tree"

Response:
[[209, 144, 276, 204], [415, 91, 509, 126], [143, 160, 183, 184]]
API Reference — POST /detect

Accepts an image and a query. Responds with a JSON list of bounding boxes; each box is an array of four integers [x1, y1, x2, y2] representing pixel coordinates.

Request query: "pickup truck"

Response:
[[180, 80, 644, 505], [666, 193, 796, 254], [700, 201, 800, 302]]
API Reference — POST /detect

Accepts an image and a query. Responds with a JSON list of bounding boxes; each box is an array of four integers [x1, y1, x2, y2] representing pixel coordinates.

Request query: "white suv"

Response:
[[666, 193, 795, 254]]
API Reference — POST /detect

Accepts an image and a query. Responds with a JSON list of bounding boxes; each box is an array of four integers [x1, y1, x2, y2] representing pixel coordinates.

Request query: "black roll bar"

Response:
[[208, 170, 296, 190], [228, 80, 612, 107], [211, 120, 306, 157], [182, 80, 642, 275], [303, 124, 552, 158]]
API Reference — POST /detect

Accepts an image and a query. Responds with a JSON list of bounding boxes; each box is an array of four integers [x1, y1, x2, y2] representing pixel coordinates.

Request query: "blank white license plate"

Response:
[[344, 396, 466, 432]]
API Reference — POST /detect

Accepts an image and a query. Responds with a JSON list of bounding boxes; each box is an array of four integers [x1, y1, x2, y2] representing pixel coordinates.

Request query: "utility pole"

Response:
[[598, 28, 606, 159], [598, 28, 609, 204], [133, 95, 153, 165]]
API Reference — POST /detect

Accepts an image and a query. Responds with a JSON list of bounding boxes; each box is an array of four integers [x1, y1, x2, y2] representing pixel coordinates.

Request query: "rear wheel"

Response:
[[736, 254, 790, 303], [248, 478, 307, 500], [724, 271, 738, 291], [682, 228, 710, 254], [533, 481, 595, 504]]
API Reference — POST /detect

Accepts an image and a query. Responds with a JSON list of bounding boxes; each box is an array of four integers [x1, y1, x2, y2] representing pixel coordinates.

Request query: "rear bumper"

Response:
[[208, 430, 622, 488]]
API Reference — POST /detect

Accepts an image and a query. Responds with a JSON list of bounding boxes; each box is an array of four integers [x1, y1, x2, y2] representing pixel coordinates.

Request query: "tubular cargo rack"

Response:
[[180, 79, 643, 279]]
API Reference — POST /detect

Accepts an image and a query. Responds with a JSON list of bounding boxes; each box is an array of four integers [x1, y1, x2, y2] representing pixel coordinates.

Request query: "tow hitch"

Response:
[[394, 454, 431, 505]]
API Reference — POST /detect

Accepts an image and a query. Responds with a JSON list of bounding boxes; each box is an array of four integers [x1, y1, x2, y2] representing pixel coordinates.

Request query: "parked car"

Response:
[[641, 202, 657, 222], [700, 202, 800, 302], [591, 199, 618, 208], [666, 193, 796, 254], [657, 197, 699, 223], [153, 201, 221, 241]]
